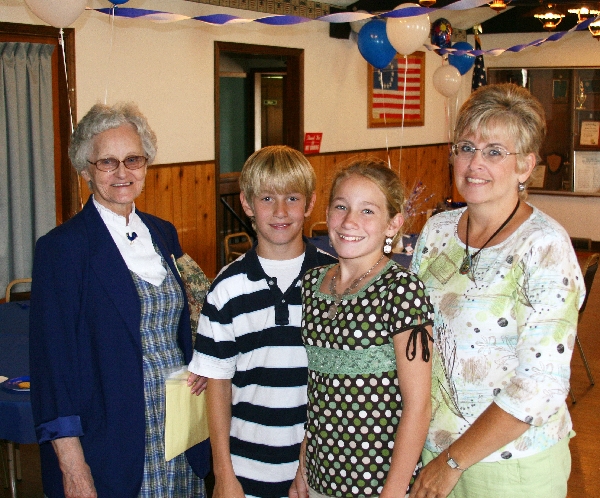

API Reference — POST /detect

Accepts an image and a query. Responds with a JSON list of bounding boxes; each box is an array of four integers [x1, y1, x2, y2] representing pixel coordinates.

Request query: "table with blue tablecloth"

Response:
[[309, 234, 417, 268], [0, 300, 36, 498]]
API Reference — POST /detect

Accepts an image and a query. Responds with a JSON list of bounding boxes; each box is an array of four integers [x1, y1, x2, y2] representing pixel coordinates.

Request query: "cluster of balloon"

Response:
[[433, 63, 461, 97], [386, 3, 430, 57], [430, 17, 452, 52], [448, 41, 475, 75], [24, 0, 87, 28], [357, 19, 397, 70]]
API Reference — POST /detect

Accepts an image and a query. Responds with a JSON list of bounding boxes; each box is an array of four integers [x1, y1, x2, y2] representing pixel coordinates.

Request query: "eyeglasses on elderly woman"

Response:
[[451, 142, 522, 165], [87, 155, 148, 172]]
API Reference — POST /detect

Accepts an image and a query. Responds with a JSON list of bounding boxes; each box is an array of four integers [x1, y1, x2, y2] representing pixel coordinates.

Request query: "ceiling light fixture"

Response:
[[489, 0, 509, 12], [589, 19, 600, 39], [419, 0, 436, 7], [568, 5, 600, 23], [534, 5, 565, 31]]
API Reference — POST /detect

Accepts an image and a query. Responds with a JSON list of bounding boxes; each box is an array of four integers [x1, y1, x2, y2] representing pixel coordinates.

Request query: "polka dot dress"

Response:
[[302, 261, 434, 497]]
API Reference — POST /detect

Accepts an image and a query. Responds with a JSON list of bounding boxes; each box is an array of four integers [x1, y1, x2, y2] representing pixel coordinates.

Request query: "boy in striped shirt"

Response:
[[188, 146, 335, 498]]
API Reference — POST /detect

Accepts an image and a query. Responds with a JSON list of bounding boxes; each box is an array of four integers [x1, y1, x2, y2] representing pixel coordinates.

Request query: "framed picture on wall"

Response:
[[574, 150, 600, 192], [552, 79, 568, 102], [580, 121, 600, 146], [529, 164, 547, 189], [368, 51, 425, 128]]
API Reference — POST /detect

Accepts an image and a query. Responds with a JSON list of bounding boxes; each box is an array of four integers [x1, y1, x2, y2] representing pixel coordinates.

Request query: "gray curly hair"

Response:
[[68, 102, 157, 173]]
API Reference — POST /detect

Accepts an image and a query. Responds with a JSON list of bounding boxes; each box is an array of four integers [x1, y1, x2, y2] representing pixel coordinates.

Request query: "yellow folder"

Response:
[[164, 368, 210, 461]]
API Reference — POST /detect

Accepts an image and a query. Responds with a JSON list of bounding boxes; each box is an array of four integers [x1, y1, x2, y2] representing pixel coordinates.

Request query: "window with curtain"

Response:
[[0, 42, 57, 293]]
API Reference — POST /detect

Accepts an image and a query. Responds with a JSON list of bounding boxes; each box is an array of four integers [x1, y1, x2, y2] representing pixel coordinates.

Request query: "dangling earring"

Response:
[[518, 182, 525, 193], [384, 237, 393, 254]]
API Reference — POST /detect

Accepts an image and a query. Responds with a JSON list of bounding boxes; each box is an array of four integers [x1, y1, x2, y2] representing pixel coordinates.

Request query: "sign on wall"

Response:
[[304, 133, 323, 155]]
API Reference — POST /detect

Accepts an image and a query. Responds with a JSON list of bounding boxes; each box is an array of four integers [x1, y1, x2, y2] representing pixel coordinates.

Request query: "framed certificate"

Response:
[[574, 150, 600, 193], [580, 121, 600, 146], [529, 164, 546, 189]]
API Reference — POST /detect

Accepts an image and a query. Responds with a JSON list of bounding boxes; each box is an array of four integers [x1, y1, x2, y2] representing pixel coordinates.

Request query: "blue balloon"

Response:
[[448, 41, 475, 76], [357, 20, 397, 70], [431, 18, 452, 50]]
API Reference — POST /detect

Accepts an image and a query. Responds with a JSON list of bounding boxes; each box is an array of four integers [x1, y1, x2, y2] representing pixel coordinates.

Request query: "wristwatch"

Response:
[[447, 450, 467, 472]]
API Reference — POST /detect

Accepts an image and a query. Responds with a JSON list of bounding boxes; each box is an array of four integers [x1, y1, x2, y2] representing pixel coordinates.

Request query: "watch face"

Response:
[[447, 457, 459, 469]]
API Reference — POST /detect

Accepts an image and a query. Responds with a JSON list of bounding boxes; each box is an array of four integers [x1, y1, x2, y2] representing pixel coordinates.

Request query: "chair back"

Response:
[[579, 253, 599, 318], [224, 232, 252, 264], [5, 278, 32, 302], [309, 221, 328, 237]]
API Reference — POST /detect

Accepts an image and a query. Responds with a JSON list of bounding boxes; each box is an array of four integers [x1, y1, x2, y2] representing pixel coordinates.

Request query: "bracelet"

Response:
[[446, 449, 467, 472]]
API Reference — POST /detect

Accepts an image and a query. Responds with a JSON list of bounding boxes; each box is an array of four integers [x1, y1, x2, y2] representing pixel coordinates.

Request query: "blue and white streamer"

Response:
[[89, 0, 599, 57]]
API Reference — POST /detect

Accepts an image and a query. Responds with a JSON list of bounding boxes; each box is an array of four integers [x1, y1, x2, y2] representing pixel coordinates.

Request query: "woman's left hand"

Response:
[[409, 454, 461, 498], [187, 373, 208, 395]]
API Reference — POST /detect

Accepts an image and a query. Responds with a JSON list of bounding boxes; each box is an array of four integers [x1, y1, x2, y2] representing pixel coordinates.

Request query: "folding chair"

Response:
[[224, 232, 252, 264], [570, 253, 598, 403], [309, 221, 328, 237], [5, 278, 32, 303]]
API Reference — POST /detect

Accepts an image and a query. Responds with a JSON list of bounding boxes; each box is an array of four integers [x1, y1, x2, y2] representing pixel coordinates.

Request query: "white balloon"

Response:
[[24, 0, 87, 28], [385, 3, 430, 56], [350, 11, 372, 34], [433, 64, 462, 97]]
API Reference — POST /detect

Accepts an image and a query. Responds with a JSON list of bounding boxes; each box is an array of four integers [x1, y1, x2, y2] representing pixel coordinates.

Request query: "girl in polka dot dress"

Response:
[[289, 160, 435, 498]]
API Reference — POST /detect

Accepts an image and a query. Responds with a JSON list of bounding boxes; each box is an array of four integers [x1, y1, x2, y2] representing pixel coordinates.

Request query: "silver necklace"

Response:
[[326, 254, 385, 320]]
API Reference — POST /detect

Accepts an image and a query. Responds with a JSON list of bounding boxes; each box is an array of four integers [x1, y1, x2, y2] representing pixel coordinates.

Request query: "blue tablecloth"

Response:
[[0, 301, 37, 444], [309, 234, 417, 269]]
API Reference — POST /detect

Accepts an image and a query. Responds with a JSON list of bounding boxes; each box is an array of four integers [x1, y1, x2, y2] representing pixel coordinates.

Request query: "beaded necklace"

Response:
[[326, 254, 385, 320]]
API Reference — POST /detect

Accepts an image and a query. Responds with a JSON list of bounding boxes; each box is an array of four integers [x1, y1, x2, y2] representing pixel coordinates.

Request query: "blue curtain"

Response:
[[0, 42, 56, 294]]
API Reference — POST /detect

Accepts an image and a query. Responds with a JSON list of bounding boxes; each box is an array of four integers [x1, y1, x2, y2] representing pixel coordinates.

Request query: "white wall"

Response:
[[479, 30, 600, 241], [2, 1, 597, 239], [0, 0, 454, 164]]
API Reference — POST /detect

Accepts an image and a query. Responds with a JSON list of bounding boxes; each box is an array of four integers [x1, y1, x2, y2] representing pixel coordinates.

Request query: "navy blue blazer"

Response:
[[30, 197, 210, 498]]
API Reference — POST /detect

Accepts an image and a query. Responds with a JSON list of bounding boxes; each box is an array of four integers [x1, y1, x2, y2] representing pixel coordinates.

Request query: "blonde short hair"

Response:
[[329, 159, 405, 247], [454, 83, 546, 175], [239, 146, 316, 208]]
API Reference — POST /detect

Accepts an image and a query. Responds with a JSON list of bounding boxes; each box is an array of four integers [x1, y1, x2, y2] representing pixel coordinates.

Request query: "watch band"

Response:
[[447, 449, 467, 472]]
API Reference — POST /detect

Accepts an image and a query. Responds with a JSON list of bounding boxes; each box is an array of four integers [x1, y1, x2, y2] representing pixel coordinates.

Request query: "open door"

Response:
[[214, 42, 304, 269]]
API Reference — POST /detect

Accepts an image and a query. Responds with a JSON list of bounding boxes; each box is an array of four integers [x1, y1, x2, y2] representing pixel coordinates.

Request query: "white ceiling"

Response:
[[321, 1, 507, 30]]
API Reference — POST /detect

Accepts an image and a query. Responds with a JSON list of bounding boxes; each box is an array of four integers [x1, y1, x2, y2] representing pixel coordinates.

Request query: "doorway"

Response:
[[214, 42, 304, 269]]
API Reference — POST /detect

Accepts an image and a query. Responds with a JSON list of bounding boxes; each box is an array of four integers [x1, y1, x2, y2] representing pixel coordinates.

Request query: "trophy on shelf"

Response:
[[576, 80, 587, 110]]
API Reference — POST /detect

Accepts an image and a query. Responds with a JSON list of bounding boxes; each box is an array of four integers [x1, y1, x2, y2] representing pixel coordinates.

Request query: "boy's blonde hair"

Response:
[[239, 146, 316, 209]]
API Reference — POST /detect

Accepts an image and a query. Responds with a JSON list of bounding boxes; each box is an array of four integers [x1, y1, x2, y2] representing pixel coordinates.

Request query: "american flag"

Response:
[[372, 54, 423, 121], [471, 32, 487, 91]]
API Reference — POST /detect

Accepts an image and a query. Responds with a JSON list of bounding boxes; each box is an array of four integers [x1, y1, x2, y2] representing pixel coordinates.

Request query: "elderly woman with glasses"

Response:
[[30, 103, 209, 498], [408, 84, 585, 498]]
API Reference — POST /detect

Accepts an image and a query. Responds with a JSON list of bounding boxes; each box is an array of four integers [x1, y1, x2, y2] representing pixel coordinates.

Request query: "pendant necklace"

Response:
[[459, 199, 520, 276], [327, 254, 385, 320]]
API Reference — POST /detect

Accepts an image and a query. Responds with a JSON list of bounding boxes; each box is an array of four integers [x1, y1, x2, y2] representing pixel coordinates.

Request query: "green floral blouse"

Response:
[[410, 206, 585, 462]]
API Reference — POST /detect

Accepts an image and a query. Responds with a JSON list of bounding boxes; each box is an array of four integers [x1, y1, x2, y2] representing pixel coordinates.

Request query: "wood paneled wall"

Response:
[[81, 161, 218, 278], [79, 144, 450, 277], [306, 144, 453, 237]]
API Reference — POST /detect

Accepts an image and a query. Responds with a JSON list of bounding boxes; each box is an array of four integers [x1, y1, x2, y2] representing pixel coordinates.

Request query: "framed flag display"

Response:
[[368, 51, 425, 128]]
